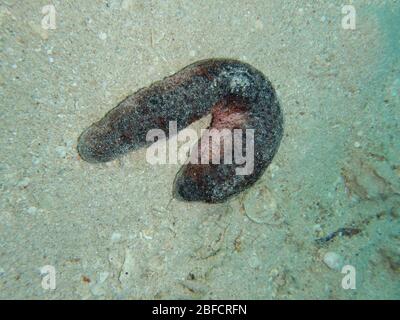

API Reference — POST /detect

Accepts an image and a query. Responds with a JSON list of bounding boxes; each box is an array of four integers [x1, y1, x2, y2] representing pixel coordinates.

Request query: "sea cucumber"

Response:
[[77, 59, 283, 203]]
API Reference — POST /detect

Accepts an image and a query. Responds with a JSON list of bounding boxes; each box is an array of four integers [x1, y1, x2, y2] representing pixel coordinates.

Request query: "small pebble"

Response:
[[55, 146, 67, 158], [121, 0, 133, 10], [313, 224, 322, 232], [32, 156, 41, 165], [354, 141, 361, 148], [98, 32, 107, 40], [391, 78, 399, 97], [111, 232, 122, 242], [243, 187, 278, 224], [255, 20, 264, 30], [27, 206, 38, 215], [323, 251, 344, 271], [248, 255, 261, 269], [90, 283, 106, 296], [18, 177, 30, 188], [98, 271, 109, 283]]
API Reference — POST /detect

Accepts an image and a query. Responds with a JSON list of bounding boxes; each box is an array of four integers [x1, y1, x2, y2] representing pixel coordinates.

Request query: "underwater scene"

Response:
[[0, 0, 399, 300]]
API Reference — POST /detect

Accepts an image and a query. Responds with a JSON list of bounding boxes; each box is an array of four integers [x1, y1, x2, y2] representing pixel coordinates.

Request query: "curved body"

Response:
[[78, 59, 283, 203]]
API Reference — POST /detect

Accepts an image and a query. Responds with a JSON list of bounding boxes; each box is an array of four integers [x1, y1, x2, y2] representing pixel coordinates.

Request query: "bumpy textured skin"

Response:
[[78, 59, 283, 203]]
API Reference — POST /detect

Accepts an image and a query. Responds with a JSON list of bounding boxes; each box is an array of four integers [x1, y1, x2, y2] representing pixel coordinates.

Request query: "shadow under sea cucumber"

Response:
[[77, 59, 283, 203]]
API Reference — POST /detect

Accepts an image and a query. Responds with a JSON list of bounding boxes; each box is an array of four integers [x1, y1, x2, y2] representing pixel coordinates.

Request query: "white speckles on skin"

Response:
[[229, 74, 250, 92]]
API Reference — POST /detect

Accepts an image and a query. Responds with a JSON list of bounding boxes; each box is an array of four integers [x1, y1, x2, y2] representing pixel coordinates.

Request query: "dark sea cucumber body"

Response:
[[78, 59, 283, 203]]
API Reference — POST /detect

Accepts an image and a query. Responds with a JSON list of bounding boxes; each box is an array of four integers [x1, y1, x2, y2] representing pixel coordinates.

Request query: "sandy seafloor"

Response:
[[0, 0, 399, 299]]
